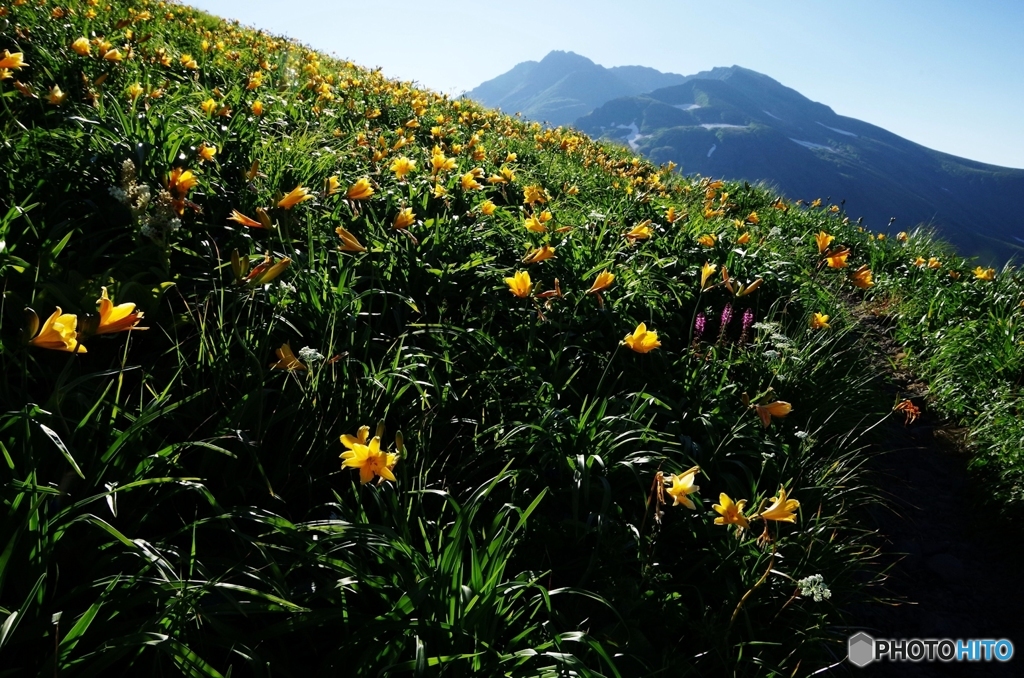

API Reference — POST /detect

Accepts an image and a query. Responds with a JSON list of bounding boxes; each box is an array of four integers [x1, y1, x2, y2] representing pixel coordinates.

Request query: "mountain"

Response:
[[465, 51, 688, 128], [468, 56, 1024, 262]]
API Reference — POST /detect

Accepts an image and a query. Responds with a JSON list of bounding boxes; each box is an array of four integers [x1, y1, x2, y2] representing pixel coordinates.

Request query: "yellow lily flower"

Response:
[[323, 176, 340, 196], [336, 226, 367, 253], [505, 270, 532, 298], [430, 147, 456, 175], [278, 185, 314, 209], [586, 270, 615, 295], [973, 266, 995, 281], [460, 171, 483, 191], [815, 230, 834, 253], [479, 200, 497, 216], [522, 184, 547, 205], [824, 247, 850, 268], [522, 244, 556, 264], [697, 233, 716, 247], [197, 142, 217, 162], [0, 50, 27, 69], [46, 85, 66, 106], [340, 433, 398, 484], [71, 38, 91, 56], [665, 466, 700, 509], [624, 219, 653, 242], [524, 215, 547, 233], [700, 262, 717, 291], [28, 308, 85, 353], [393, 207, 416, 230], [810, 312, 830, 329], [347, 178, 374, 201], [166, 168, 198, 197], [758, 487, 800, 523], [623, 322, 660, 353], [390, 157, 415, 179], [713, 493, 749, 529]]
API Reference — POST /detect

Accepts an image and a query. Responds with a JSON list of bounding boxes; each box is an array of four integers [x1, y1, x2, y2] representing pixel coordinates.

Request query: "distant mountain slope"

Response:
[[465, 51, 688, 128], [574, 66, 1024, 261], [468, 55, 1024, 262]]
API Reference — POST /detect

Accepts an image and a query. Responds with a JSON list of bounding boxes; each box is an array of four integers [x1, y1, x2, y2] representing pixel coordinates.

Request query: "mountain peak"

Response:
[[537, 50, 597, 69], [466, 52, 688, 127]]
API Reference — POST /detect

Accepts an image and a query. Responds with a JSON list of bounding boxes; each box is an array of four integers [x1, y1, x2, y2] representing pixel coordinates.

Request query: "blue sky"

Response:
[[186, 0, 1024, 169]]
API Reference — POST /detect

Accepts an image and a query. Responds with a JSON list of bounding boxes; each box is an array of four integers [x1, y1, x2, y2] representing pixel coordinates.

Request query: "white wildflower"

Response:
[[298, 347, 325, 364], [797, 574, 832, 602]]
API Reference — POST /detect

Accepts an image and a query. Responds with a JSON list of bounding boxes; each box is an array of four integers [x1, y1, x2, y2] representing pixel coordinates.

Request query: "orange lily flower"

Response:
[[95, 287, 145, 335], [755, 400, 792, 427], [850, 265, 874, 288], [270, 343, 306, 371], [228, 210, 263, 228]]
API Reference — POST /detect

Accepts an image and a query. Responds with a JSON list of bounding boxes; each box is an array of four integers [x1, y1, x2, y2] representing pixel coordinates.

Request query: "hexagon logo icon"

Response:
[[848, 632, 875, 667]]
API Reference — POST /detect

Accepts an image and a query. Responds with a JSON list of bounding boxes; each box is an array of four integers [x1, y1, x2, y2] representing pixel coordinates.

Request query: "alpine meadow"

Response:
[[3, 1, 1024, 676]]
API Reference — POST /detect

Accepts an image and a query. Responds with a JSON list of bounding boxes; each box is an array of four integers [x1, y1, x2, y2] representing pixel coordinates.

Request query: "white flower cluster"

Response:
[[797, 574, 832, 602], [298, 347, 325, 364], [109, 160, 152, 218]]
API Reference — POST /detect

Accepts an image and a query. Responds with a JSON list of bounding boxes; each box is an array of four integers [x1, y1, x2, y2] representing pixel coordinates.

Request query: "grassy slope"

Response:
[[1, 1, 1022, 676]]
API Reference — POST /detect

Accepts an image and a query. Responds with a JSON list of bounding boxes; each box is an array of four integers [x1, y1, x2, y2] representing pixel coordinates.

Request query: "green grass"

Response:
[[1, 1, 1018, 675]]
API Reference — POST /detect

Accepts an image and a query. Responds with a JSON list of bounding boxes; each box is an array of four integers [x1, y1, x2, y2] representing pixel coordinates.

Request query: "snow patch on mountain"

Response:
[[791, 139, 835, 152], [614, 122, 646, 151], [816, 122, 857, 137]]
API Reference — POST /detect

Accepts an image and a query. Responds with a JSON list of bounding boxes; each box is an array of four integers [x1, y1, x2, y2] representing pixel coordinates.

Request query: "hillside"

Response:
[[465, 50, 688, 128], [4, 2, 1024, 676]]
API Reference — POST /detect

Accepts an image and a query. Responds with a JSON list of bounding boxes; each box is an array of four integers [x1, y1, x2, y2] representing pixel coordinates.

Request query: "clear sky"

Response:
[[185, 0, 1024, 169]]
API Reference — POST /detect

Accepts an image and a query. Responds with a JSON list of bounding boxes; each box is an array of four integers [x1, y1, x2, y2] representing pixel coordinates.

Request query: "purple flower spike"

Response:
[[694, 312, 706, 341], [717, 303, 734, 344], [739, 308, 755, 345], [720, 303, 734, 329]]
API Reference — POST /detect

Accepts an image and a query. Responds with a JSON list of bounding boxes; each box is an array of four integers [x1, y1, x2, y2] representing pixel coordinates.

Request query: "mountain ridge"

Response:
[[469, 55, 1024, 262], [464, 50, 689, 128]]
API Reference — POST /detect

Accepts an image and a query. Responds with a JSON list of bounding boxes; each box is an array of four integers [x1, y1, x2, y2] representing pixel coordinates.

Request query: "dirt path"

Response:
[[843, 314, 1024, 676]]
